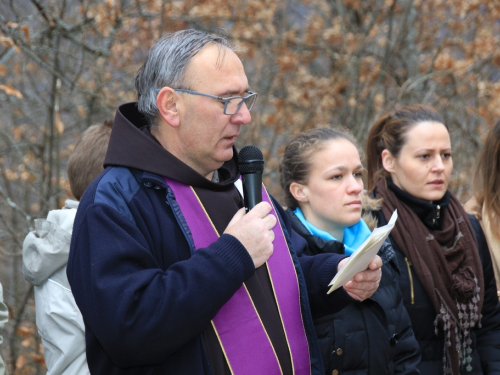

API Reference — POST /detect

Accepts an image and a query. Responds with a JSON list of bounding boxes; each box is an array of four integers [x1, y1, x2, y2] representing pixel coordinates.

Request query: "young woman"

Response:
[[280, 127, 420, 375], [365, 104, 500, 374], [464, 119, 500, 300]]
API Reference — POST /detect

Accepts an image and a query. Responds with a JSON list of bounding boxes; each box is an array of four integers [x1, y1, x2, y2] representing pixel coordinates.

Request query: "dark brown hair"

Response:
[[67, 119, 113, 200], [470, 119, 500, 238], [365, 104, 446, 192], [279, 127, 360, 209]]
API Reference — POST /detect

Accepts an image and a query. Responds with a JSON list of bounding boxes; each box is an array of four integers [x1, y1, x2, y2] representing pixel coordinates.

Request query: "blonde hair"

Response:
[[470, 120, 500, 239]]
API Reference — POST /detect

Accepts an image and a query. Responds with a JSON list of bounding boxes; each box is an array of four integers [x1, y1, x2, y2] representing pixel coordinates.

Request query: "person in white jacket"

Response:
[[22, 120, 112, 375], [0, 282, 8, 375]]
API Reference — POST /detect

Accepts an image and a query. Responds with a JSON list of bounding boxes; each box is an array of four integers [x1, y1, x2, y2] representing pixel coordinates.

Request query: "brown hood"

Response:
[[362, 192, 383, 231], [104, 102, 240, 190]]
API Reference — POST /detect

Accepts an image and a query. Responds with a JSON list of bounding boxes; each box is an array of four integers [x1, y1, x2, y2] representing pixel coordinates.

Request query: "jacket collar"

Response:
[[386, 178, 450, 230], [286, 209, 345, 255]]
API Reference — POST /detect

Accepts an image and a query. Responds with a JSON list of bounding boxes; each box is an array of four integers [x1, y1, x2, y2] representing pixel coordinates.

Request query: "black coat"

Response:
[[374, 207, 500, 375], [288, 210, 421, 375]]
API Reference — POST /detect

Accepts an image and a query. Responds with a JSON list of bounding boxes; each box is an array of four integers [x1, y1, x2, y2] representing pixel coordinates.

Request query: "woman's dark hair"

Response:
[[279, 127, 359, 209], [365, 104, 446, 192]]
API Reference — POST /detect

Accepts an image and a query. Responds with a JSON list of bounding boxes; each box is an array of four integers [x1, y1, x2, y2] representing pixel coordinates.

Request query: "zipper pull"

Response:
[[405, 257, 415, 305]]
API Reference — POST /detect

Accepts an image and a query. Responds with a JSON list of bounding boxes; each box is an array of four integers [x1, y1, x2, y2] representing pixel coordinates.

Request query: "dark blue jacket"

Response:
[[67, 103, 353, 374], [289, 210, 420, 375]]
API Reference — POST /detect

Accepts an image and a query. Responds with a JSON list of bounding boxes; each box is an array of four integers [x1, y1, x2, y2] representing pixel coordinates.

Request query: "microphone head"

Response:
[[238, 145, 264, 174]]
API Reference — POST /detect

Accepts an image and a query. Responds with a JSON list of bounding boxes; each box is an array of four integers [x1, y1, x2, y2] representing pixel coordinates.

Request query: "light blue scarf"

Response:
[[293, 207, 372, 255]]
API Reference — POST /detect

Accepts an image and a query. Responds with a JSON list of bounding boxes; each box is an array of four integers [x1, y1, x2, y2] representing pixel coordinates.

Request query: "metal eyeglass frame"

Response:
[[155, 88, 258, 115]]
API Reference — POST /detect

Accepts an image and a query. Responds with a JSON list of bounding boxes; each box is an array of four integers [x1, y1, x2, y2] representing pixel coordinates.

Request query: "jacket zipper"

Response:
[[405, 257, 415, 305]]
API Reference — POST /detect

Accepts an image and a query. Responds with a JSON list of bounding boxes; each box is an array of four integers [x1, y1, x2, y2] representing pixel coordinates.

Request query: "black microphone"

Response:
[[238, 146, 264, 212]]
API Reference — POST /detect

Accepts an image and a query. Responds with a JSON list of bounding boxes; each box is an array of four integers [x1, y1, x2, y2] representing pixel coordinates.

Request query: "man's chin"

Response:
[[219, 148, 235, 162]]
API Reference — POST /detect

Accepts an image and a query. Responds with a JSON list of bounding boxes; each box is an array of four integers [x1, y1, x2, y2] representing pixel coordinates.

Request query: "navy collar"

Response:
[[387, 178, 450, 230]]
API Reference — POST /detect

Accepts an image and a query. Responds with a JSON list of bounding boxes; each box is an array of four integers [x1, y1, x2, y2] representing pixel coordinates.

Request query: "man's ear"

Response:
[[381, 149, 396, 173], [289, 182, 309, 203], [156, 87, 180, 127]]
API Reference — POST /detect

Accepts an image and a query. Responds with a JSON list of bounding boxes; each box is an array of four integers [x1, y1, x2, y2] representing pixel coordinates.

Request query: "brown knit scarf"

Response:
[[375, 179, 484, 375]]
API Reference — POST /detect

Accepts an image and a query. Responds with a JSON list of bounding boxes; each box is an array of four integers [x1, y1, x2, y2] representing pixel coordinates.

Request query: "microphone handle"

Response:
[[242, 173, 262, 211]]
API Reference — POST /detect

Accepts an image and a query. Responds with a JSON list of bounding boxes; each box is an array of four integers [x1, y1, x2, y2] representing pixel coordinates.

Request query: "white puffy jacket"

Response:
[[23, 200, 89, 375], [0, 282, 8, 375]]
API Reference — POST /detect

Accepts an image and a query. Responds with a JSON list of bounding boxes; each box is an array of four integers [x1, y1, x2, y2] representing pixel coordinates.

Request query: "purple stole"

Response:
[[165, 177, 311, 375]]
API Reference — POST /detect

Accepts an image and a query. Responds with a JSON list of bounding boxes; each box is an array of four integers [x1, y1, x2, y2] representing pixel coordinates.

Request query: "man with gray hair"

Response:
[[67, 29, 382, 374]]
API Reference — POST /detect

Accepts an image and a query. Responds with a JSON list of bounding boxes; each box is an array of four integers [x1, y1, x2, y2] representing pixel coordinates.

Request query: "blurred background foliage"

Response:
[[0, 0, 499, 373]]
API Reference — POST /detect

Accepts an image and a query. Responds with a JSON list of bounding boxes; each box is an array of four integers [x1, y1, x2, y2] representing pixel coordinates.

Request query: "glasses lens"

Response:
[[225, 99, 239, 115], [245, 94, 257, 112], [225, 94, 257, 115]]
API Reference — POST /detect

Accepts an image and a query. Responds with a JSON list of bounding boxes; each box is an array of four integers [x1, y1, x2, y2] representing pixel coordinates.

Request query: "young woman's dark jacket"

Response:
[[288, 209, 421, 375], [370, 187, 500, 374]]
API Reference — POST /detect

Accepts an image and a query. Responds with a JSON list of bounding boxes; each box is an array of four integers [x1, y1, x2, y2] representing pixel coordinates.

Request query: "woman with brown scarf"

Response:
[[365, 104, 500, 375]]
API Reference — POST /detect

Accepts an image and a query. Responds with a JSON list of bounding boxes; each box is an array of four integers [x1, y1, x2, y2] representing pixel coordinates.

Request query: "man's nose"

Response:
[[231, 102, 252, 125]]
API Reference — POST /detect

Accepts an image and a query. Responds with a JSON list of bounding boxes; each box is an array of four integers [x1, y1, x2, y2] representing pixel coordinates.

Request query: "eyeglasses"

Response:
[[155, 88, 258, 115]]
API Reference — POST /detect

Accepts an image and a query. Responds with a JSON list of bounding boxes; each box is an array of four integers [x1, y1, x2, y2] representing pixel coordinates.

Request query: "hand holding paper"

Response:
[[327, 210, 398, 295], [341, 256, 382, 301]]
